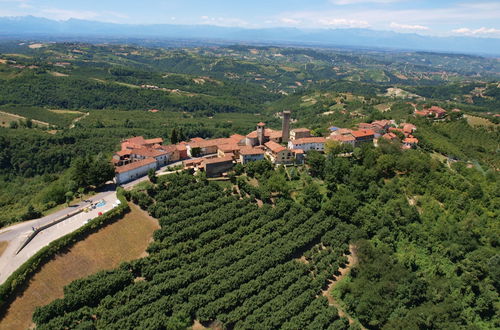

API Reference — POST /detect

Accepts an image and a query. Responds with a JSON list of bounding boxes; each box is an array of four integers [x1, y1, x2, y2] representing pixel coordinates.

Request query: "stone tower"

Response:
[[257, 122, 266, 146], [282, 110, 291, 143]]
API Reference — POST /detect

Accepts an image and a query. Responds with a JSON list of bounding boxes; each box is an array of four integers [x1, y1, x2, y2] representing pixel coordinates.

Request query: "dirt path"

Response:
[[0, 110, 49, 127], [322, 244, 364, 328], [69, 112, 89, 128]]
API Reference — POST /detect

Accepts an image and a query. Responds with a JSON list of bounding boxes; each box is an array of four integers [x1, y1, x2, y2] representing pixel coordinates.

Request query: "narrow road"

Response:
[[322, 244, 365, 328], [0, 190, 118, 284], [0, 162, 178, 285]]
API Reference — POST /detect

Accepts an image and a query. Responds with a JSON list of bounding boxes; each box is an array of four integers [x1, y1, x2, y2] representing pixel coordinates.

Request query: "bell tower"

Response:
[[257, 122, 265, 146]]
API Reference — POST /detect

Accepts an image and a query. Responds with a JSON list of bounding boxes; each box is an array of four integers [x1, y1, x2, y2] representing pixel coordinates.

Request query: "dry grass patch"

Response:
[[0, 112, 20, 127], [48, 109, 84, 115], [49, 71, 69, 77], [0, 241, 8, 257], [465, 115, 498, 128], [0, 204, 159, 330]]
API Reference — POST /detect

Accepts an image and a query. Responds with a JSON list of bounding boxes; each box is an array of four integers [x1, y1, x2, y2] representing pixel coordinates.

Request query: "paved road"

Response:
[[0, 161, 189, 285], [0, 191, 118, 284]]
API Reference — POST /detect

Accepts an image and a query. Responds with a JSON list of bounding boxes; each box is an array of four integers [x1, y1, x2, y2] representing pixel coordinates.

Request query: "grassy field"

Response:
[[464, 114, 499, 128], [0, 105, 80, 128], [0, 203, 159, 330]]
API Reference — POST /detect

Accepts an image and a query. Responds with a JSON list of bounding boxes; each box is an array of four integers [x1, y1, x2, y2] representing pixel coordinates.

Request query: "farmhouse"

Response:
[[415, 106, 447, 119]]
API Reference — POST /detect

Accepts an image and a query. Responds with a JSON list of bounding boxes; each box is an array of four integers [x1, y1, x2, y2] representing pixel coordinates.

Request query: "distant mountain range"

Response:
[[1, 16, 499, 56]]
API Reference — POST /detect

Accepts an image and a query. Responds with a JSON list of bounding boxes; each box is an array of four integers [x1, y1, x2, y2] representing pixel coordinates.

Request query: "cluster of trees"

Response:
[[303, 139, 498, 328], [34, 172, 351, 329]]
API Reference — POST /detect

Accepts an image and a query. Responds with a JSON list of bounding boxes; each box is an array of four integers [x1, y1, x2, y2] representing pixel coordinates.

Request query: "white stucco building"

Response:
[[288, 137, 326, 152], [115, 158, 157, 185]]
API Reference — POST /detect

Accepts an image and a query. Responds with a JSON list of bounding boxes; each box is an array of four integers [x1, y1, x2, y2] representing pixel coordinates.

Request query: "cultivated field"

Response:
[[0, 204, 159, 329]]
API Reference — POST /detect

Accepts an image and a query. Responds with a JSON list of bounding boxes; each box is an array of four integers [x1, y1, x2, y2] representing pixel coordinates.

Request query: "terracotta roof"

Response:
[[382, 133, 398, 140], [337, 128, 353, 135], [291, 128, 310, 133], [240, 147, 265, 155], [176, 144, 187, 151], [415, 110, 429, 116], [291, 149, 305, 154], [116, 150, 131, 157], [358, 123, 374, 129], [269, 131, 283, 139], [115, 158, 156, 174], [403, 137, 419, 144], [330, 135, 355, 142], [371, 120, 392, 127], [257, 122, 266, 127], [402, 124, 417, 133], [188, 137, 242, 149], [190, 137, 205, 142], [246, 128, 279, 139], [427, 106, 447, 114], [351, 129, 375, 139], [264, 141, 287, 153], [123, 136, 146, 145], [246, 131, 259, 139], [183, 158, 204, 167], [230, 134, 245, 142], [203, 155, 234, 165], [145, 138, 163, 145], [291, 137, 327, 145], [218, 143, 241, 153], [130, 147, 171, 158]]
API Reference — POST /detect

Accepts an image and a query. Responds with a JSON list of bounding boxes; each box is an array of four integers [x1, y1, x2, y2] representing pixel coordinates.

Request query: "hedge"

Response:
[[0, 188, 130, 314]]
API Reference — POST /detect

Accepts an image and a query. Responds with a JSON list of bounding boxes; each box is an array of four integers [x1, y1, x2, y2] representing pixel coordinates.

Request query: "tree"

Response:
[[306, 150, 325, 179], [299, 183, 323, 212], [170, 128, 179, 144], [178, 127, 187, 142], [9, 121, 18, 129], [77, 187, 85, 201], [65, 191, 74, 206], [191, 147, 201, 157], [148, 168, 157, 184]]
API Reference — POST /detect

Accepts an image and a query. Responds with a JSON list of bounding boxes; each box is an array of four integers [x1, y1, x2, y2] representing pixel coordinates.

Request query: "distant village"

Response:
[[112, 106, 446, 184]]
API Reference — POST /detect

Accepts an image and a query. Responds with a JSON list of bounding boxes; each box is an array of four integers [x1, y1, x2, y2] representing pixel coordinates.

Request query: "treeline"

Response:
[[0, 74, 257, 113]]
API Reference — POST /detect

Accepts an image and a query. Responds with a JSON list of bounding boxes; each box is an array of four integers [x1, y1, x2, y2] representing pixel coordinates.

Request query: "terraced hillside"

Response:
[[33, 174, 351, 329]]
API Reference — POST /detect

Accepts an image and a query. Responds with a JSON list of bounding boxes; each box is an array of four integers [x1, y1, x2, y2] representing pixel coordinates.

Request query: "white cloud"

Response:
[[318, 18, 370, 28], [40, 9, 100, 21], [279, 18, 300, 25], [199, 15, 249, 27], [452, 27, 500, 36], [390, 22, 429, 31]]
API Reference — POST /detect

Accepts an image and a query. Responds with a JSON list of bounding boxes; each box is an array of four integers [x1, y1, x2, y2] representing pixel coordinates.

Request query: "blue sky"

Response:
[[1, 0, 499, 37]]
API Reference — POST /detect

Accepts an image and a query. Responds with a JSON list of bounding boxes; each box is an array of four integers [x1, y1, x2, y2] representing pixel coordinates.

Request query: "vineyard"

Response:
[[33, 173, 351, 329]]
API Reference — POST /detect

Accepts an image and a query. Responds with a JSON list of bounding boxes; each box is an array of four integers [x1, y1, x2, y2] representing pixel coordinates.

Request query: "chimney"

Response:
[[257, 122, 265, 146], [282, 110, 291, 143]]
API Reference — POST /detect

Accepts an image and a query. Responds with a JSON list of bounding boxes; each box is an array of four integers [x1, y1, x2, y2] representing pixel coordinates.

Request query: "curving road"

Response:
[[0, 161, 186, 285]]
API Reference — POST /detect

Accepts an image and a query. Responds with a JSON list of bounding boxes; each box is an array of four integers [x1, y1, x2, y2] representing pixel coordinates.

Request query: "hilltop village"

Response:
[[112, 106, 434, 184]]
